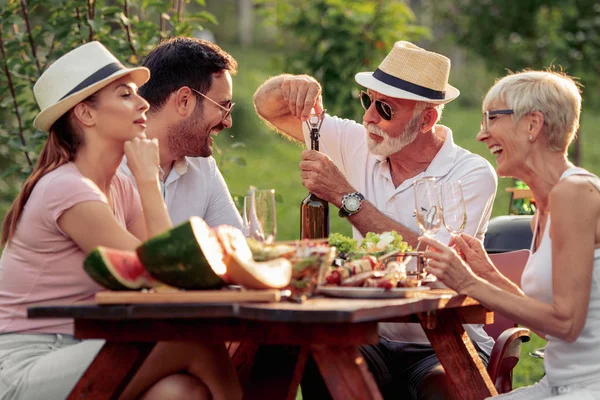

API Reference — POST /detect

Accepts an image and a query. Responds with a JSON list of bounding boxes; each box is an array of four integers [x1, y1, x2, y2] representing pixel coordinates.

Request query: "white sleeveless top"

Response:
[[521, 167, 600, 386]]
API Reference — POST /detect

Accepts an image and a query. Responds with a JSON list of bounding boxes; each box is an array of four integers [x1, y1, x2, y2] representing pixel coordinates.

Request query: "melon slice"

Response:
[[84, 247, 157, 290], [136, 217, 227, 290], [214, 225, 292, 290]]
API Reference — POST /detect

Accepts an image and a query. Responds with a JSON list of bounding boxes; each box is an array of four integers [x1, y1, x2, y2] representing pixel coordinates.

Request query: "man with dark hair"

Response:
[[120, 37, 242, 228]]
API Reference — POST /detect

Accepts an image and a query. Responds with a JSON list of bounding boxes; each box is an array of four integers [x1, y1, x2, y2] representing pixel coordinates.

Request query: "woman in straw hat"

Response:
[[421, 70, 600, 399], [0, 42, 241, 400]]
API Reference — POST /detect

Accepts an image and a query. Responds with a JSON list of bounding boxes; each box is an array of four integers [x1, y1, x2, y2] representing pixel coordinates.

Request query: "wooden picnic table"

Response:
[[28, 289, 498, 400]]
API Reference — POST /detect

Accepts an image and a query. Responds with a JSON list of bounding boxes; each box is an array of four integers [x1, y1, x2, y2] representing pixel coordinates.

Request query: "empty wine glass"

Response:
[[248, 189, 277, 244], [414, 177, 442, 238], [439, 181, 467, 236], [241, 195, 252, 237], [413, 178, 441, 274]]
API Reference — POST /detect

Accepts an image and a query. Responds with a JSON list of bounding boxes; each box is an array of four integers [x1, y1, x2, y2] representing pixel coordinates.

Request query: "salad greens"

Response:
[[327, 232, 358, 255], [328, 231, 411, 257], [360, 231, 411, 254]]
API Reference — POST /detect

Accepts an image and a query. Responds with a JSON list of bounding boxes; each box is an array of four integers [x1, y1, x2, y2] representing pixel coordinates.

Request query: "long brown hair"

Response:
[[1, 96, 96, 246]]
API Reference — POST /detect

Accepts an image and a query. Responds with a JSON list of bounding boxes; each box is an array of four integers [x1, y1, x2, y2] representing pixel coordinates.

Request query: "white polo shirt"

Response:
[[120, 156, 243, 229], [303, 115, 498, 354]]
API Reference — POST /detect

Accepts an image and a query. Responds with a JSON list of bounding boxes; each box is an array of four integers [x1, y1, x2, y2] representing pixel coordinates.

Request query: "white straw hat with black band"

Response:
[[355, 41, 459, 105], [33, 41, 150, 132]]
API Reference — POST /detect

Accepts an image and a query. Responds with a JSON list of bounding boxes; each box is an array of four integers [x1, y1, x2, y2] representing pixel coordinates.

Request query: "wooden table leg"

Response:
[[421, 310, 498, 400], [242, 345, 308, 400], [311, 345, 383, 400], [67, 341, 155, 400], [230, 340, 259, 386]]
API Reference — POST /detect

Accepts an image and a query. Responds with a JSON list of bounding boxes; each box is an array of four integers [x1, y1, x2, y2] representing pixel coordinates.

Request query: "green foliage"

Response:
[[429, 0, 600, 106], [256, 0, 430, 119], [0, 0, 215, 187]]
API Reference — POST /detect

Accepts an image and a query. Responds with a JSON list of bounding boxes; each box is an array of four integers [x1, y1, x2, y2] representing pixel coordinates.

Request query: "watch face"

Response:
[[345, 196, 361, 212]]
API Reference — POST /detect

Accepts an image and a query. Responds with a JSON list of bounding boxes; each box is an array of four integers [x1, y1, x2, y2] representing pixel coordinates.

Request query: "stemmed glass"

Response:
[[439, 181, 467, 237], [246, 189, 277, 244], [413, 178, 442, 273], [414, 177, 442, 239]]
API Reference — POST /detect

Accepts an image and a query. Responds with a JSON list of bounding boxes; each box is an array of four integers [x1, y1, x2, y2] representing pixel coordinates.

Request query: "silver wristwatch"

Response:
[[339, 192, 365, 218]]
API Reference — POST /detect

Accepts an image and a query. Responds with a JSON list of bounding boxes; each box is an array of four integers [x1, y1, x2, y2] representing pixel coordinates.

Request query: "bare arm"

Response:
[[253, 74, 323, 142], [59, 137, 171, 253], [423, 178, 600, 342]]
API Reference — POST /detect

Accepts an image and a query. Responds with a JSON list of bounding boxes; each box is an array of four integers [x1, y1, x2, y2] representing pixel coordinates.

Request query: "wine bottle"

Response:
[[300, 112, 330, 239]]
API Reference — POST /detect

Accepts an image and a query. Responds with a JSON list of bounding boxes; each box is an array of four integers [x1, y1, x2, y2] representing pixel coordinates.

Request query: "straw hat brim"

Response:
[[355, 72, 460, 105], [34, 66, 150, 133]]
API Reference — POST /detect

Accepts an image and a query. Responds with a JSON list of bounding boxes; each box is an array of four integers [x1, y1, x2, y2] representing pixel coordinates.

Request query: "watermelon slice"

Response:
[[136, 217, 227, 290], [214, 225, 292, 290], [84, 247, 157, 290]]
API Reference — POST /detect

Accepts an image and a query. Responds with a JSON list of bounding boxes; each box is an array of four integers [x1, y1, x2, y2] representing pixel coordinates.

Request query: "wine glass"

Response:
[[241, 195, 252, 237], [414, 177, 442, 239], [439, 181, 467, 236], [413, 178, 441, 274], [247, 189, 277, 244]]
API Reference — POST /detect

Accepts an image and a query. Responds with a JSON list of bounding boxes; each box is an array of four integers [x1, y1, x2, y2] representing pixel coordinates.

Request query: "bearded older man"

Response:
[[253, 41, 497, 399]]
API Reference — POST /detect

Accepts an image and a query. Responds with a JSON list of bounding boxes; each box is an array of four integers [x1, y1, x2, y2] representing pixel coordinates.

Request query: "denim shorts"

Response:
[[0, 333, 104, 400]]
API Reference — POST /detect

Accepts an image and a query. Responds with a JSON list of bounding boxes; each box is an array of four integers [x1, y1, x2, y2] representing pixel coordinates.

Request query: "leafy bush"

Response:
[[0, 0, 214, 201], [256, 0, 430, 119]]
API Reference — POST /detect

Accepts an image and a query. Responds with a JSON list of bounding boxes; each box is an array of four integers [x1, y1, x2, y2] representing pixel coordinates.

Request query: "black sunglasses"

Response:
[[360, 91, 395, 121]]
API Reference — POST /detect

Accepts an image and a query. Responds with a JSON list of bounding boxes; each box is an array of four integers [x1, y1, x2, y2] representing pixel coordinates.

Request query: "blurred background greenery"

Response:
[[4, 0, 600, 389]]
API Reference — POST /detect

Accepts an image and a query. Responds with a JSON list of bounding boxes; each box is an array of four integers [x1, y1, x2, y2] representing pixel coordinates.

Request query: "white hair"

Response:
[[483, 70, 582, 152]]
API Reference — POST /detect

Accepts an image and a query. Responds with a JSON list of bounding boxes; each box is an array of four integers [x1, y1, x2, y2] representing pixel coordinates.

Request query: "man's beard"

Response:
[[364, 115, 420, 157], [167, 108, 224, 159]]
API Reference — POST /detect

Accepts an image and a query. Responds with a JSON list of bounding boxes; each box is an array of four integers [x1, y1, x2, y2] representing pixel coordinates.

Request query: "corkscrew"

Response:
[[305, 109, 327, 151]]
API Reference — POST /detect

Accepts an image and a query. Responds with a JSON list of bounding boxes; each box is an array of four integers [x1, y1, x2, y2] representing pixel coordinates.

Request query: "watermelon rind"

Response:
[[84, 247, 144, 291], [136, 217, 226, 290]]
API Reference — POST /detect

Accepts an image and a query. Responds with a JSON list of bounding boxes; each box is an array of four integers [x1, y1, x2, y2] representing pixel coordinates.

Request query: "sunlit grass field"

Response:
[[215, 44, 600, 389]]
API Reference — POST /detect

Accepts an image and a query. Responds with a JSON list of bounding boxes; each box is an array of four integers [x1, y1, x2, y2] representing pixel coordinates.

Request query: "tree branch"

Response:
[[0, 26, 33, 167], [122, 0, 137, 56], [88, 0, 95, 41], [19, 0, 41, 74]]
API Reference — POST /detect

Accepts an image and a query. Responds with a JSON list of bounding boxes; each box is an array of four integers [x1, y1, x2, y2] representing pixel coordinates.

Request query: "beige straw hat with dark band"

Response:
[[33, 41, 150, 132], [355, 41, 459, 104]]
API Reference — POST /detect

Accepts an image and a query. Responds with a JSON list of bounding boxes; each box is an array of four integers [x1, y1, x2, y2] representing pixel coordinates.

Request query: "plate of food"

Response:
[[319, 231, 431, 298], [318, 285, 430, 299]]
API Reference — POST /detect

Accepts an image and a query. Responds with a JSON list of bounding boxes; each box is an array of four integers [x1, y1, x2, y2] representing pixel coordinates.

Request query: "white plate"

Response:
[[317, 285, 430, 299]]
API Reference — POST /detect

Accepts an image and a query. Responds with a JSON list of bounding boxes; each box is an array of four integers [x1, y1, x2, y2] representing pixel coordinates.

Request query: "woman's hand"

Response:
[[124, 134, 160, 185], [420, 236, 479, 294], [450, 234, 496, 278]]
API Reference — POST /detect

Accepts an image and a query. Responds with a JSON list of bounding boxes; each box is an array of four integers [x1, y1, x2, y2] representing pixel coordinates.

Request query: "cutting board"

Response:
[[95, 289, 283, 305]]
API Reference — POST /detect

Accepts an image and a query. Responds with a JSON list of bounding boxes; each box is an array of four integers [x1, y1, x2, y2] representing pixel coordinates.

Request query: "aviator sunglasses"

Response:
[[360, 91, 395, 121]]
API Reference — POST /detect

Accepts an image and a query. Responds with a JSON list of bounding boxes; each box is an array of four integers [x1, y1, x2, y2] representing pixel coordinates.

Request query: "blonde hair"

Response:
[[483, 70, 582, 152]]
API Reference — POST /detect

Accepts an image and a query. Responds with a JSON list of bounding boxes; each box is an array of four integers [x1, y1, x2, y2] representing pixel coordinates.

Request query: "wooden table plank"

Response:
[[67, 342, 154, 400], [29, 291, 483, 324], [74, 318, 380, 345], [311, 345, 383, 400], [420, 309, 498, 399]]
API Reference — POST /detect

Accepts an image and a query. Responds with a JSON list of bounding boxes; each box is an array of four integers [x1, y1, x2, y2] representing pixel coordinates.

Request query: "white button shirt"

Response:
[[303, 115, 498, 354], [120, 156, 243, 229]]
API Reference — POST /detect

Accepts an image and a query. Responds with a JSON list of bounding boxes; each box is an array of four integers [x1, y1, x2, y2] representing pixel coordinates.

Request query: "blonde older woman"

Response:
[[420, 70, 600, 399]]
